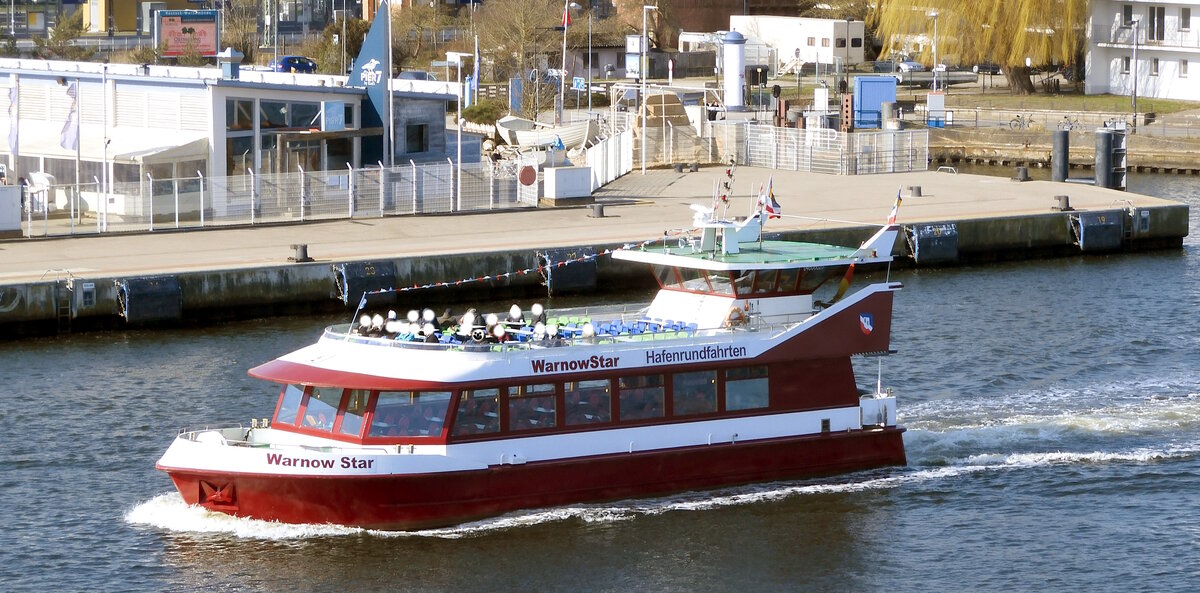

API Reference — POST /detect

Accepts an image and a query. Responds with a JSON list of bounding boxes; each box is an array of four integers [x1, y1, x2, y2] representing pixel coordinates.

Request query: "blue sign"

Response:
[[571, 76, 586, 91], [347, 0, 392, 163], [322, 101, 345, 132]]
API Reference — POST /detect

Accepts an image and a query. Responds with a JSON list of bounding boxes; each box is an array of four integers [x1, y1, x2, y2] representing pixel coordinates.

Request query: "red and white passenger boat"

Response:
[[157, 195, 907, 530]]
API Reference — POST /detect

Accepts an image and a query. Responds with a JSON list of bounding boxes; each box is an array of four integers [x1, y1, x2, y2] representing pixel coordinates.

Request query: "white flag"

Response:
[[7, 85, 16, 156], [58, 82, 78, 151]]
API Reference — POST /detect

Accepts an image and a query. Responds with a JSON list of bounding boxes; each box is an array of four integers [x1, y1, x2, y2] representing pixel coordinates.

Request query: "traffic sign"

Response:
[[571, 76, 586, 91]]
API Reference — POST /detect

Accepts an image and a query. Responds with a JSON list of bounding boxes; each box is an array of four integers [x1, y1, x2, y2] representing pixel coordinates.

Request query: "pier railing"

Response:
[[19, 160, 534, 237]]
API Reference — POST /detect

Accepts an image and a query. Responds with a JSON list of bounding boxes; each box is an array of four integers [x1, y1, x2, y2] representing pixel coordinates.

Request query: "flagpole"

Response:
[[73, 78, 79, 234], [101, 65, 108, 233], [559, 0, 568, 125], [385, 0, 394, 167]]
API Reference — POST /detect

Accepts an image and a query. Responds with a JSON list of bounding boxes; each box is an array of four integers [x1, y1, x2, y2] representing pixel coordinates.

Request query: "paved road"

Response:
[[0, 166, 1174, 286]]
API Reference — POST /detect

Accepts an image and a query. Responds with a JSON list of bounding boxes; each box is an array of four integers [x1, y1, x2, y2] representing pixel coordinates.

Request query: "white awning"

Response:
[[13, 122, 210, 165]]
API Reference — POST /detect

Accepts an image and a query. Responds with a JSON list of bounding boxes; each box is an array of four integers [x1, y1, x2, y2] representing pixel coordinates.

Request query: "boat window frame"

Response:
[[364, 389, 454, 442], [298, 386, 344, 432], [273, 384, 305, 426], [507, 383, 560, 432], [723, 366, 771, 411], [450, 387, 502, 437], [335, 388, 372, 437], [564, 379, 613, 426], [617, 373, 666, 422], [671, 369, 719, 417]]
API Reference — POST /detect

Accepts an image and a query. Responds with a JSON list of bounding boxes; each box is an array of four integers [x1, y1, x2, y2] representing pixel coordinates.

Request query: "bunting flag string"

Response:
[[358, 233, 692, 299]]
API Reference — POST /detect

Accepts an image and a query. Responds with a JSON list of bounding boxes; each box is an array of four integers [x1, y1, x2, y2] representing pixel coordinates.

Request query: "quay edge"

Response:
[[0, 204, 1187, 339]]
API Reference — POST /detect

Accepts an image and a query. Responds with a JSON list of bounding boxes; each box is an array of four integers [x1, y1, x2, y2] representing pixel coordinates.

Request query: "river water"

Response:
[[2, 168, 1197, 593]]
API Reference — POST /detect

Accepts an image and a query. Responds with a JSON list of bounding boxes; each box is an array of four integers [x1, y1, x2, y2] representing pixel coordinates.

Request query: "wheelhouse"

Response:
[[651, 264, 853, 298], [267, 356, 864, 445]]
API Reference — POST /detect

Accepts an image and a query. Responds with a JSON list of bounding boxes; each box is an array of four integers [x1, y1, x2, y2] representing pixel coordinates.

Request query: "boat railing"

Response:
[[323, 314, 796, 352], [177, 425, 396, 453]]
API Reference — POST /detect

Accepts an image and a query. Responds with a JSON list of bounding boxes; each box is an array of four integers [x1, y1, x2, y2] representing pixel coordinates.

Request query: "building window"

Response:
[[1182, 59, 1189, 77], [1183, 8, 1192, 31], [807, 37, 815, 46], [835, 38, 846, 48], [1151, 58, 1159, 76], [1149, 6, 1165, 40], [1122, 56, 1131, 73], [1123, 4, 1134, 26], [821, 38, 831, 47], [405, 123, 428, 153], [850, 37, 863, 48]]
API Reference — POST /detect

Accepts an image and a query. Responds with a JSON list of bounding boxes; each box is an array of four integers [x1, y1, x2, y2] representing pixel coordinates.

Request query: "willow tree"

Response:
[[869, 0, 1086, 94]]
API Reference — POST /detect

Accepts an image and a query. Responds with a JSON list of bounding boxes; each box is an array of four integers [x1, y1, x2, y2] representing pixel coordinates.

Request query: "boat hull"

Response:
[[161, 427, 905, 530]]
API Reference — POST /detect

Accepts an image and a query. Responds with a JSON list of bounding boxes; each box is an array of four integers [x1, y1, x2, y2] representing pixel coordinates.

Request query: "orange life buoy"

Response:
[[725, 306, 746, 328]]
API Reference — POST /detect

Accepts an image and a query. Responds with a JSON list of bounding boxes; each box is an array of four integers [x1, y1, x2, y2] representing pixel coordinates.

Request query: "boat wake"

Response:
[[127, 434, 1194, 540], [127, 376, 1200, 539]]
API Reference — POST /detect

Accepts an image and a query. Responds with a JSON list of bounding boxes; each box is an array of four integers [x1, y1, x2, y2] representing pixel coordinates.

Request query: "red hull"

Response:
[[162, 427, 906, 530]]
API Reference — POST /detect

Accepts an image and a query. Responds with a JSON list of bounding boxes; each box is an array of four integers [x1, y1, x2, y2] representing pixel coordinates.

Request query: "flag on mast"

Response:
[[757, 176, 781, 219], [562, 0, 572, 27], [7, 85, 17, 156], [58, 82, 79, 151], [887, 187, 902, 224]]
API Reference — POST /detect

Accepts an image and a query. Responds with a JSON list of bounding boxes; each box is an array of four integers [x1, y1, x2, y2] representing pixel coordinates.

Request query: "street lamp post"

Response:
[[1132, 18, 1140, 126], [928, 10, 938, 92], [640, 3, 657, 174], [559, 0, 569, 125]]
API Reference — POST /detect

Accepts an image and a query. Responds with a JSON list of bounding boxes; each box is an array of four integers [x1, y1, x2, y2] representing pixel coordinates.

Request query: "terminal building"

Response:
[[0, 56, 458, 214]]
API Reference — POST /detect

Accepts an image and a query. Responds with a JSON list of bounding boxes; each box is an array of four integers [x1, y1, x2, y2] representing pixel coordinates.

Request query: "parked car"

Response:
[[271, 55, 317, 74], [896, 60, 925, 73], [872, 60, 898, 73], [973, 62, 1002, 75]]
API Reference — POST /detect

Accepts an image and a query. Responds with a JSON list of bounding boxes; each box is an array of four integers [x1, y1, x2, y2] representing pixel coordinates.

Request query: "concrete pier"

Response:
[[0, 167, 1188, 336]]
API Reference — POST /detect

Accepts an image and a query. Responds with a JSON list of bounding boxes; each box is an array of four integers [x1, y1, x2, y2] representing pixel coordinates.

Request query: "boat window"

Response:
[[302, 387, 342, 431], [753, 270, 778, 293], [618, 374, 664, 421], [452, 388, 501, 436], [725, 366, 770, 411], [775, 269, 800, 293], [369, 391, 452, 437], [275, 384, 305, 426], [338, 389, 371, 436], [508, 384, 557, 431], [672, 370, 717, 416], [798, 267, 841, 294], [733, 271, 755, 297], [706, 271, 735, 295], [653, 265, 681, 289], [565, 379, 611, 425], [677, 267, 713, 293]]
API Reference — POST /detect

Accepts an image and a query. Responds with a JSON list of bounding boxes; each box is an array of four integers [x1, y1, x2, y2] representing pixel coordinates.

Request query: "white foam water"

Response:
[[902, 375, 1200, 437]]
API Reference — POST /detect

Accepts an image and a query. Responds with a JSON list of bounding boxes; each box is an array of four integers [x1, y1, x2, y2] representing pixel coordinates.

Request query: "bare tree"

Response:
[[221, 0, 262, 64]]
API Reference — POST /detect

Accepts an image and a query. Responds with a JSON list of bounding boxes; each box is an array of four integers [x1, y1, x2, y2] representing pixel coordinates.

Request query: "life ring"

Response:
[[725, 306, 747, 328]]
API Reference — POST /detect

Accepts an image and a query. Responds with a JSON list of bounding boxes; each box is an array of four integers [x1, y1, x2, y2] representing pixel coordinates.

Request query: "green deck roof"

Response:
[[615, 240, 863, 271]]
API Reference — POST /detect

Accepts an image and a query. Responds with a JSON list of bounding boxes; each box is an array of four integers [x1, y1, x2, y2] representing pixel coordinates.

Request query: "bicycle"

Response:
[[1009, 113, 1035, 130], [1058, 115, 1080, 131]]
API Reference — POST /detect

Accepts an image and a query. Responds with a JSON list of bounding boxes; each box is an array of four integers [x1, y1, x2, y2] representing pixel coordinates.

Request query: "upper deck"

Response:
[[613, 238, 888, 271]]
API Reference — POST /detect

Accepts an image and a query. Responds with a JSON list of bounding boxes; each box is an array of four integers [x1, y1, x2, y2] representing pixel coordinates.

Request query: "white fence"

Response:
[[585, 128, 634, 190], [20, 160, 533, 237], [728, 122, 928, 175]]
